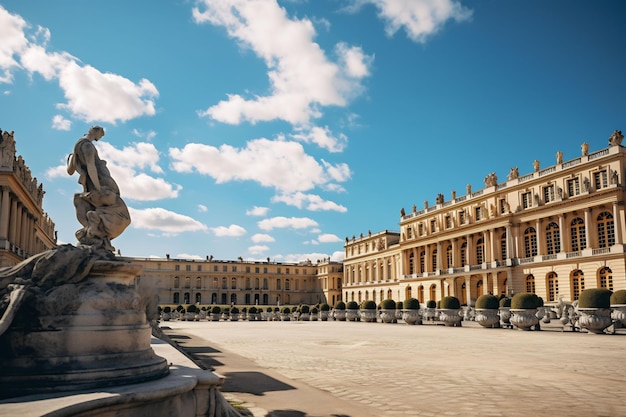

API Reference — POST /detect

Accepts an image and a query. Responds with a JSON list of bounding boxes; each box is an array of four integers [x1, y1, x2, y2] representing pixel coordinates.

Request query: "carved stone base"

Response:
[[475, 309, 500, 328], [438, 308, 462, 327], [578, 308, 612, 334], [359, 309, 377, 322], [510, 309, 539, 331]]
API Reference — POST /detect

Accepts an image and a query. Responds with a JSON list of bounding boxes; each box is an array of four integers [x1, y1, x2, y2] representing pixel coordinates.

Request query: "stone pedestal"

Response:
[[0, 259, 168, 399]]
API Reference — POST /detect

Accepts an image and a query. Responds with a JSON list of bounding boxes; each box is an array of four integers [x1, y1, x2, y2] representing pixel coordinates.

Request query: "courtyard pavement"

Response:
[[162, 318, 626, 417]]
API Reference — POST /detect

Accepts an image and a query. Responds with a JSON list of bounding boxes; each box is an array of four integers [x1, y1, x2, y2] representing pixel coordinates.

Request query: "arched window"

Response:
[[174, 276, 180, 288], [429, 284, 437, 302], [263, 278, 268, 290], [545, 222, 560, 255], [173, 292, 180, 304], [598, 267, 614, 290], [387, 289, 393, 299], [419, 251, 425, 273], [476, 280, 483, 297], [546, 272, 558, 302], [524, 227, 537, 257], [525, 274, 535, 293], [597, 212, 615, 248], [285, 279, 290, 290], [446, 245, 453, 269], [418, 285, 425, 303], [351, 291, 355, 301], [476, 238, 485, 264], [571, 270, 585, 301], [358, 291, 362, 303], [276, 279, 282, 290], [372, 290, 376, 302], [195, 277, 201, 289], [570, 218, 586, 251], [184, 277, 191, 288], [255, 278, 260, 290], [365, 290, 369, 301], [195, 292, 201, 303], [409, 252, 415, 275], [460, 241, 467, 266], [245, 277, 251, 289], [405, 286, 412, 300], [380, 290, 384, 301], [432, 249, 438, 271], [222, 277, 227, 289], [231, 294, 237, 304], [231, 277, 237, 289], [212, 277, 218, 289], [500, 232, 507, 260], [211, 293, 217, 304], [183, 292, 190, 304]]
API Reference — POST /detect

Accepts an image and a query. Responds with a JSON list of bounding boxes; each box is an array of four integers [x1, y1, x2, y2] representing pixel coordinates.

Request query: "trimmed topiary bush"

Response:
[[187, 304, 198, 313], [404, 298, 420, 309], [499, 297, 511, 307], [396, 301, 403, 310], [380, 299, 396, 310], [163, 306, 171, 313], [346, 301, 359, 310], [211, 306, 221, 314], [475, 294, 499, 310], [300, 305, 310, 314], [426, 300, 436, 309], [320, 303, 330, 311], [311, 307, 318, 314], [334, 301, 346, 310], [248, 306, 257, 314], [281, 306, 291, 314], [361, 300, 377, 310], [231, 306, 239, 314], [578, 288, 612, 309], [511, 293, 539, 309], [611, 289, 626, 305], [439, 296, 460, 309]]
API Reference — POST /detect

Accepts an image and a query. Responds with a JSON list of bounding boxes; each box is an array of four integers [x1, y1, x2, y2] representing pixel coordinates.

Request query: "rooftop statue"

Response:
[[67, 126, 130, 252], [608, 129, 623, 146]]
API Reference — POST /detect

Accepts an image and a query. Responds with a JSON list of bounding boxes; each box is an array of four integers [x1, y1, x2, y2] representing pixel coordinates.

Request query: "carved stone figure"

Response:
[[507, 167, 519, 181], [608, 129, 623, 146], [556, 151, 563, 164], [581, 142, 589, 156], [533, 160, 540, 172], [0, 129, 16, 168], [611, 170, 619, 185], [400, 207, 405, 217], [466, 184, 472, 195], [451, 190, 456, 200], [484, 172, 497, 187], [68, 126, 130, 251], [436, 193, 444, 204]]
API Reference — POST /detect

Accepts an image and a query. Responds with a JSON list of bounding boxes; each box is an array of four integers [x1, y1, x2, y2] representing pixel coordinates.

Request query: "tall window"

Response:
[[594, 170, 608, 190], [597, 212, 615, 248], [446, 245, 453, 269], [499, 199, 507, 214], [545, 222, 561, 254], [431, 249, 438, 271], [460, 241, 467, 266], [430, 219, 436, 233], [500, 232, 507, 260], [476, 238, 484, 264], [231, 277, 237, 289], [459, 210, 466, 225], [525, 274, 535, 293], [567, 177, 580, 197], [547, 272, 558, 302], [174, 276, 180, 288], [571, 270, 585, 301], [276, 279, 281, 290], [418, 285, 425, 303], [570, 218, 586, 251], [429, 284, 437, 301], [212, 277, 218, 289], [419, 251, 425, 273], [195, 293, 201, 303], [408, 252, 414, 275], [263, 278, 268, 290], [196, 277, 201, 289], [173, 293, 180, 304], [524, 227, 538, 257], [598, 267, 614, 291], [475, 207, 482, 221], [285, 279, 290, 290], [407, 226, 413, 239], [184, 277, 191, 288], [543, 184, 555, 203], [445, 215, 452, 229], [522, 192, 532, 209]]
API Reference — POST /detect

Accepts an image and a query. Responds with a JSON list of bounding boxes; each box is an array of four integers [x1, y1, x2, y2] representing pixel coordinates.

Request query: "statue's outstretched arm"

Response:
[[0, 285, 27, 337]]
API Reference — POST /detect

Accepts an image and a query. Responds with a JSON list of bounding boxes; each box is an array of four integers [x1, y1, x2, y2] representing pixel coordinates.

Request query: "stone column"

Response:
[[584, 208, 592, 249], [451, 238, 458, 268], [535, 218, 542, 256], [613, 202, 623, 245], [425, 245, 431, 273], [0, 187, 10, 239], [436, 241, 442, 272], [558, 214, 565, 253], [14, 203, 23, 250], [505, 224, 513, 259], [467, 234, 474, 266]]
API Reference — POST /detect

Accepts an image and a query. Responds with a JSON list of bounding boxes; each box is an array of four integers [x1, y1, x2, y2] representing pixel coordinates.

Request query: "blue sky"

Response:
[[1, 1, 624, 262]]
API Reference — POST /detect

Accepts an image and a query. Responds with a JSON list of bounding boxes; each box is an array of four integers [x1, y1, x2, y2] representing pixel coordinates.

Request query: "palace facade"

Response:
[[0, 130, 56, 267], [343, 131, 626, 307]]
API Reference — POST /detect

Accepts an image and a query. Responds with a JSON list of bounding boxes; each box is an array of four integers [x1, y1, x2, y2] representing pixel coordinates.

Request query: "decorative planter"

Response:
[[499, 307, 511, 325], [395, 310, 403, 320], [423, 307, 437, 322], [230, 313, 239, 321], [359, 309, 377, 322], [611, 304, 626, 327], [299, 313, 310, 321], [281, 313, 291, 321], [333, 310, 346, 321], [510, 308, 539, 330], [346, 310, 359, 321], [380, 309, 396, 323], [577, 308, 612, 334], [475, 309, 500, 328], [161, 312, 171, 321], [320, 311, 329, 321], [438, 308, 462, 327], [402, 310, 421, 325]]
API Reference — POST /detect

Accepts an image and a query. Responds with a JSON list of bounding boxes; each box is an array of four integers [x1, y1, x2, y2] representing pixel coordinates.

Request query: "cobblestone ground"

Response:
[[166, 319, 626, 417]]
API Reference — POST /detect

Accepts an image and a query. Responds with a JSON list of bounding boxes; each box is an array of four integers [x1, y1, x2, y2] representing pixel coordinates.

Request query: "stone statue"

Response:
[[608, 129, 623, 146], [400, 207, 405, 217], [581, 142, 589, 156], [451, 190, 456, 200], [0, 129, 16, 168], [484, 172, 497, 187], [436, 193, 444, 204], [556, 151, 563, 164], [533, 160, 540, 172], [466, 184, 471, 195], [507, 167, 519, 181], [67, 126, 130, 252]]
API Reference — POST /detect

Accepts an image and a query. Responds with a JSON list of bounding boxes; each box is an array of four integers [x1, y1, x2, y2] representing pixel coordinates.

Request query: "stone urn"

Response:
[[402, 309, 421, 325], [320, 308, 330, 321], [474, 295, 500, 328], [423, 307, 437, 321], [299, 313, 310, 321], [499, 307, 511, 325], [510, 309, 539, 330], [345, 309, 358, 321], [333, 309, 346, 321], [611, 305, 626, 327], [379, 310, 396, 323], [359, 309, 377, 322], [577, 308, 612, 334], [438, 309, 462, 327]]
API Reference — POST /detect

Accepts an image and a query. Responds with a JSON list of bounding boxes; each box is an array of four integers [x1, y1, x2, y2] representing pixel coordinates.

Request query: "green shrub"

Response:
[[267, 307, 273, 312], [346, 301, 359, 310], [535, 295, 544, 307], [300, 305, 310, 314], [291, 306, 297, 313], [211, 306, 221, 314], [320, 303, 330, 311], [499, 297, 511, 307], [223, 307, 230, 314], [249, 306, 257, 314], [511, 293, 539, 309], [311, 307, 319, 314], [380, 299, 396, 310], [163, 306, 171, 313], [361, 300, 377, 310], [231, 306, 239, 314], [578, 288, 612, 309], [426, 300, 436, 309], [176, 305, 185, 312], [334, 301, 346, 310], [241, 307, 247, 313], [274, 307, 280, 312], [475, 294, 499, 309], [396, 301, 403, 310], [281, 306, 291, 314], [610, 289, 626, 305], [404, 297, 420, 310], [439, 296, 460, 309]]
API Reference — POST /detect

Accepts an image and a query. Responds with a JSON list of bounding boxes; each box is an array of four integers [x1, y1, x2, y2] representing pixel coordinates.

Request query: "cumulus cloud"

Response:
[[257, 216, 318, 231], [291, 126, 347, 153], [246, 206, 269, 216], [272, 192, 347, 212], [251, 233, 275, 243], [128, 207, 208, 233], [51, 114, 71, 130], [318, 233, 342, 243], [277, 252, 331, 263], [210, 224, 247, 237], [169, 138, 349, 193], [198, 204, 208, 212], [249, 245, 270, 255], [0, 5, 159, 124], [193, 0, 372, 126], [346, 0, 472, 43]]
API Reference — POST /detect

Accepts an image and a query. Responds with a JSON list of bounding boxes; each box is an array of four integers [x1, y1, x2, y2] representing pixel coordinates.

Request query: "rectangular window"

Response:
[[418, 223, 424, 235], [475, 207, 482, 221], [459, 211, 466, 225], [407, 227, 413, 239], [522, 192, 532, 209], [175, 265, 180, 271], [543, 185, 555, 203], [277, 267, 281, 274], [263, 267, 268, 273], [499, 199, 507, 214], [197, 265, 202, 271], [594, 170, 608, 190], [445, 215, 452, 229], [186, 265, 191, 271], [430, 219, 436, 233], [567, 178, 580, 197], [231, 266, 237, 272], [213, 265, 218, 272], [246, 266, 250, 273], [222, 266, 227, 272], [255, 267, 260, 273]]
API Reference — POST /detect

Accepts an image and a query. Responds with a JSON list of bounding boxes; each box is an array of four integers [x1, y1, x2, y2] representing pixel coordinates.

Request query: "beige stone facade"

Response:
[[343, 138, 626, 307], [133, 256, 324, 307], [315, 258, 343, 306], [0, 130, 56, 267]]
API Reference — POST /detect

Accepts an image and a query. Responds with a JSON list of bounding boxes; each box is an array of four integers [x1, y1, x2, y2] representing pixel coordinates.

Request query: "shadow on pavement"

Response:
[[266, 411, 352, 417], [221, 371, 295, 396]]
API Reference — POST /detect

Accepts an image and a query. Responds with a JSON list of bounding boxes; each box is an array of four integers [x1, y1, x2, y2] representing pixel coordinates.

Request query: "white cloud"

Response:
[[176, 253, 203, 260], [348, 0, 472, 43], [193, 0, 372, 126], [51, 114, 71, 130], [198, 204, 208, 212], [128, 207, 208, 233], [210, 224, 247, 237], [132, 128, 157, 141], [0, 6, 28, 83], [318, 233, 342, 243], [248, 245, 270, 255], [277, 252, 329, 263], [291, 125, 347, 153], [257, 216, 318, 231], [272, 192, 347, 212], [322, 160, 352, 182], [251, 233, 275, 243], [170, 138, 349, 193], [246, 206, 269, 216], [330, 250, 345, 262]]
